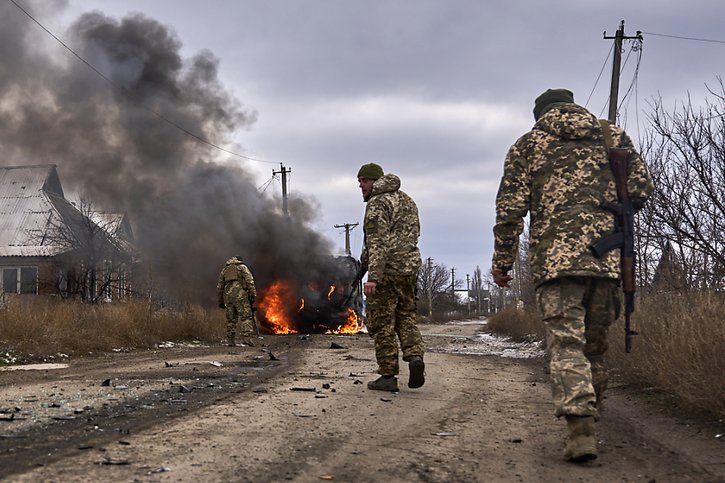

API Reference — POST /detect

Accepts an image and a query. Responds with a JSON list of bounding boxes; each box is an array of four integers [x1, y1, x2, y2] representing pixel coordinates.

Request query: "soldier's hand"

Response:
[[363, 281, 377, 296], [491, 269, 512, 288]]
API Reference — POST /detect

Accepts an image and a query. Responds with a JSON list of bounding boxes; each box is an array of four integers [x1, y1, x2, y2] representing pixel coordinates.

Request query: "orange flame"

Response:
[[325, 308, 361, 334], [258, 280, 299, 334], [259, 279, 363, 335]]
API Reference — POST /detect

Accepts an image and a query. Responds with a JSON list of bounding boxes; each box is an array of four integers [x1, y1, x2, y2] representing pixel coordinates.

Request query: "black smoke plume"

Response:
[[0, 4, 337, 305]]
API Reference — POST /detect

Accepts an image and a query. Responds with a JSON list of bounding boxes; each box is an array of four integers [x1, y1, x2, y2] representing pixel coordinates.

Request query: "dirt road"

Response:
[[1, 321, 723, 482]]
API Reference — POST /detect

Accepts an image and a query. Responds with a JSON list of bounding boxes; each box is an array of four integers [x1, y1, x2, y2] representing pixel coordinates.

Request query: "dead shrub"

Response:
[[487, 306, 545, 342], [0, 297, 226, 360], [607, 290, 725, 417]]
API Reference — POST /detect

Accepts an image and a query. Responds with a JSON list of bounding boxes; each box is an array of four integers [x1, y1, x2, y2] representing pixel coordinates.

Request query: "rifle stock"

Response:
[[590, 147, 637, 353]]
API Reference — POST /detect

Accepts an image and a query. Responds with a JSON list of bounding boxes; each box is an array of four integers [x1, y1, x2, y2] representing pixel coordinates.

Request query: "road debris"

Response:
[[99, 457, 129, 465], [148, 467, 170, 474]]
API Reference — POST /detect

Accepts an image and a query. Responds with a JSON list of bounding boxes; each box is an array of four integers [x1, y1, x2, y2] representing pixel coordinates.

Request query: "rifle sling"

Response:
[[599, 118, 614, 153]]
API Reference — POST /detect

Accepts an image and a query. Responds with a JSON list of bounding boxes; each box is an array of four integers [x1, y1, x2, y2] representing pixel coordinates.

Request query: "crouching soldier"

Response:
[[216, 255, 257, 346]]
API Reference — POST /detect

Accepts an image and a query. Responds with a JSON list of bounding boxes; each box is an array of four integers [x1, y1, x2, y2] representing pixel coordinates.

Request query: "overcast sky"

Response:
[[45, 0, 725, 283]]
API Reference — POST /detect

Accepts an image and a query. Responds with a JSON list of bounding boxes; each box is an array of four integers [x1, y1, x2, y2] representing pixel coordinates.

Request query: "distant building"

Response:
[[0, 164, 137, 301], [651, 241, 687, 292]]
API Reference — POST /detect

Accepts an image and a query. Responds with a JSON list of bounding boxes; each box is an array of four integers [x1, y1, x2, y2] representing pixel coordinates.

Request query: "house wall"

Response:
[[0, 257, 58, 296], [0, 256, 133, 301]]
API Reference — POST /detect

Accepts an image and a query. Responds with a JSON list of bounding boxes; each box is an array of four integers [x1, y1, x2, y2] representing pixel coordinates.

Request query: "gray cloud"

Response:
[[11, 0, 725, 286], [1, 3, 336, 305]]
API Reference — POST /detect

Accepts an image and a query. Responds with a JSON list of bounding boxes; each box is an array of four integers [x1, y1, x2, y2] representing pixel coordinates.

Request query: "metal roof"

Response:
[[0, 165, 81, 257]]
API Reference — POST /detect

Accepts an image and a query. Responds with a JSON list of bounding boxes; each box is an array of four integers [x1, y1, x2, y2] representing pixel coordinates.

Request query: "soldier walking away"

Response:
[[216, 255, 258, 347], [491, 89, 653, 462], [357, 163, 426, 392]]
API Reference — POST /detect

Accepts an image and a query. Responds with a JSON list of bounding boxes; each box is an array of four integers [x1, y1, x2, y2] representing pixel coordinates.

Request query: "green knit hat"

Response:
[[357, 163, 384, 180], [533, 88, 574, 120]]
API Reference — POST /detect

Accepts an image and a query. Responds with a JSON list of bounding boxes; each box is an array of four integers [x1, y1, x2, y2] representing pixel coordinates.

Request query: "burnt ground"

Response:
[[1, 321, 724, 482]]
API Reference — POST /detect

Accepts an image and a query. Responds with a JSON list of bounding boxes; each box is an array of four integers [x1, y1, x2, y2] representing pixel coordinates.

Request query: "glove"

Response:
[[218, 302, 225, 309]]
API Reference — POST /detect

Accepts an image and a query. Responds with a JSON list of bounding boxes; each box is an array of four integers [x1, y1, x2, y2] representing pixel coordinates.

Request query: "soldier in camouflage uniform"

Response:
[[358, 163, 426, 392], [491, 89, 654, 462], [216, 256, 257, 347]]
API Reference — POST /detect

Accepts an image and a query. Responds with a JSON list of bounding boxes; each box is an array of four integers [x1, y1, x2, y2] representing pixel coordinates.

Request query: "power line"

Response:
[[257, 175, 277, 192], [642, 31, 725, 45], [618, 39, 643, 114], [585, 43, 613, 109], [8, 0, 277, 165]]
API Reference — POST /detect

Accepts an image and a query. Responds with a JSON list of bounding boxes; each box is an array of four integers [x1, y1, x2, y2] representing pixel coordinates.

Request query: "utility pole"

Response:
[[451, 267, 456, 298], [466, 274, 471, 317], [334, 222, 358, 256], [272, 163, 291, 216], [427, 257, 433, 318], [604, 20, 642, 124]]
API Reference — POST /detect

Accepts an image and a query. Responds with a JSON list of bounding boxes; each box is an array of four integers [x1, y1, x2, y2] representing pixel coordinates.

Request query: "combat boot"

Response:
[[367, 375, 399, 392], [240, 337, 255, 347], [563, 415, 597, 463], [408, 356, 425, 389]]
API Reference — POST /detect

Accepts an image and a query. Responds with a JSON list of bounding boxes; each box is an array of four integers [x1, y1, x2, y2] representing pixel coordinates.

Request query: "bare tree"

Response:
[[471, 265, 485, 315], [511, 227, 536, 309], [30, 197, 136, 302], [417, 258, 460, 319], [638, 79, 725, 290]]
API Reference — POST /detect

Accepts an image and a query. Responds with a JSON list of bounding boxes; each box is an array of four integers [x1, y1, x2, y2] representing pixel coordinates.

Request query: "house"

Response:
[[0, 164, 136, 301]]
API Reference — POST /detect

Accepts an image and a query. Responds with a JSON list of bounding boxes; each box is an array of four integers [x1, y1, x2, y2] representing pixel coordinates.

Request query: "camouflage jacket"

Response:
[[216, 257, 257, 305], [492, 103, 654, 287], [362, 174, 422, 282]]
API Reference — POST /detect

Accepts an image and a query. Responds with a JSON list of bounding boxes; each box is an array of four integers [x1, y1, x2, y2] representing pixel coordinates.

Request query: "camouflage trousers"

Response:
[[365, 274, 424, 376], [225, 299, 256, 341], [536, 276, 620, 420]]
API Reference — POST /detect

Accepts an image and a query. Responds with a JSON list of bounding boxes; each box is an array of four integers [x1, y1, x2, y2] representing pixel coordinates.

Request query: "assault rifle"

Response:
[[342, 264, 368, 307], [590, 147, 637, 353]]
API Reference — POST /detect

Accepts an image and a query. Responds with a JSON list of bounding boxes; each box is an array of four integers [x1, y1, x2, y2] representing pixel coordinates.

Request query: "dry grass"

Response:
[[487, 306, 545, 342], [5, 292, 723, 418], [607, 291, 725, 417], [487, 291, 725, 418], [0, 297, 225, 362]]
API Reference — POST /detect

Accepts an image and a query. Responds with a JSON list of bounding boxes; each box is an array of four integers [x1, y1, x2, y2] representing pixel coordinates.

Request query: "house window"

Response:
[[118, 264, 127, 299], [2, 267, 38, 294], [3, 269, 17, 294], [103, 260, 112, 301], [86, 268, 96, 302]]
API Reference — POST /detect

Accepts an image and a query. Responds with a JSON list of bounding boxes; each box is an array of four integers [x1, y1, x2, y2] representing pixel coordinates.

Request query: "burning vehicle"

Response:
[[257, 255, 364, 334]]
